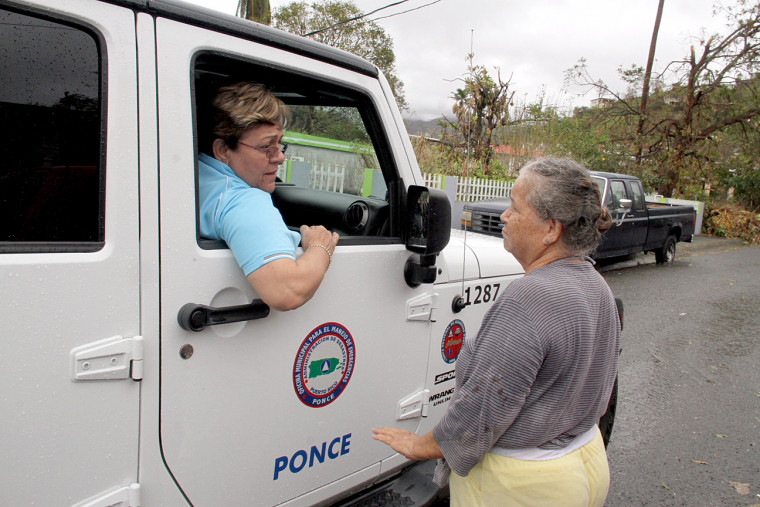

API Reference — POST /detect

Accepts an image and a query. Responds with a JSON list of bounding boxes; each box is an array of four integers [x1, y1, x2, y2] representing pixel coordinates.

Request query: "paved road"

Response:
[[603, 237, 760, 506]]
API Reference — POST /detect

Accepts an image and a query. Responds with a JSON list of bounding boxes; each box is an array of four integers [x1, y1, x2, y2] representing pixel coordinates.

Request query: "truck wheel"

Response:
[[655, 235, 676, 264], [599, 377, 618, 448]]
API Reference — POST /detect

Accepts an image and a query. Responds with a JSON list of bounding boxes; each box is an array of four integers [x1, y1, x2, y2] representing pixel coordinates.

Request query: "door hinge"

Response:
[[70, 335, 144, 382], [72, 483, 140, 507], [406, 293, 438, 322], [397, 389, 430, 420]]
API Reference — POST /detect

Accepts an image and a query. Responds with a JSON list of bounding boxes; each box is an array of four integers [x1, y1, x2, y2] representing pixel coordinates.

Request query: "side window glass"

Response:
[[0, 8, 103, 250], [629, 181, 645, 211], [609, 180, 627, 209], [194, 55, 397, 246], [591, 176, 606, 206]]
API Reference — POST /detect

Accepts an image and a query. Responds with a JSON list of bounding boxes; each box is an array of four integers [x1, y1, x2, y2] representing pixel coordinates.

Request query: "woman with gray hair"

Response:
[[374, 158, 620, 506]]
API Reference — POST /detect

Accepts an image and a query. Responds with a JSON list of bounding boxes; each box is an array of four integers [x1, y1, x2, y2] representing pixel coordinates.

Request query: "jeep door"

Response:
[[0, 2, 140, 504], [154, 17, 432, 506]]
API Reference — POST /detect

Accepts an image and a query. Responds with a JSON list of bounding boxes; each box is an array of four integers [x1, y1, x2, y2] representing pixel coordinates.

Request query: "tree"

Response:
[[566, 0, 760, 197], [237, 0, 271, 24], [289, 104, 370, 143], [441, 54, 514, 176], [494, 93, 630, 177], [273, 1, 407, 110]]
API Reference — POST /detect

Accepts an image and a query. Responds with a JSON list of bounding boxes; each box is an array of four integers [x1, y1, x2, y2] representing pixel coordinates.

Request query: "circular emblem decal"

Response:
[[293, 322, 356, 408], [441, 319, 465, 363]]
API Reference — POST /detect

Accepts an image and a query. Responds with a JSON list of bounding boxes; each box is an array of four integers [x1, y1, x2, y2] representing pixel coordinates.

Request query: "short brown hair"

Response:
[[212, 82, 291, 149]]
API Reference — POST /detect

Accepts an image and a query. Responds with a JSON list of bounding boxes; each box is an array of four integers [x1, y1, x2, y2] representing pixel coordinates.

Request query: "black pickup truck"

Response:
[[461, 170, 697, 263]]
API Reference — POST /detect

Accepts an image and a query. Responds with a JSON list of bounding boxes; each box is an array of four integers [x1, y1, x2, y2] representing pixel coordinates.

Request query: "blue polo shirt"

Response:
[[198, 153, 301, 276]]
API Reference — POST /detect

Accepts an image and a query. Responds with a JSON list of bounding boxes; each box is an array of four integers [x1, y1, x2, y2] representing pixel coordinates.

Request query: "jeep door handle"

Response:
[[178, 300, 270, 332]]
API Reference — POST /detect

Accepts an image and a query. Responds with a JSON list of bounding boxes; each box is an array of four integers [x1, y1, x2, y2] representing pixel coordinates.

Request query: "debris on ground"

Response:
[[703, 204, 760, 245]]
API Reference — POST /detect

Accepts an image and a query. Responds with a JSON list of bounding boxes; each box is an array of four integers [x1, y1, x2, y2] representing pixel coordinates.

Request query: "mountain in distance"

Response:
[[403, 116, 446, 138]]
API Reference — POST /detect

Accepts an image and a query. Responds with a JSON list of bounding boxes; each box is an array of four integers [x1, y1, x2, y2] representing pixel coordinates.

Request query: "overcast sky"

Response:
[[184, 0, 734, 119]]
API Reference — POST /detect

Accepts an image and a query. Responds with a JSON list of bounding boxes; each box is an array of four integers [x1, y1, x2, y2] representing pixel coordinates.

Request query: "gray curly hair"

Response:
[[519, 157, 612, 256]]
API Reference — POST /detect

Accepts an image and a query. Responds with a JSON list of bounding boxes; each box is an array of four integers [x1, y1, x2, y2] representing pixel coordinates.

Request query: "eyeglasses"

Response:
[[238, 141, 288, 160]]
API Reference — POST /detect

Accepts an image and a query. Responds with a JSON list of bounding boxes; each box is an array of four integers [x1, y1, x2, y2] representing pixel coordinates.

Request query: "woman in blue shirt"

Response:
[[199, 82, 338, 311]]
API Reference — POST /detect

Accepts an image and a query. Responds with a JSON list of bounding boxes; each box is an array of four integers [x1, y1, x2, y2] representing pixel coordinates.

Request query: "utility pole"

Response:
[[636, 0, 665, 166]]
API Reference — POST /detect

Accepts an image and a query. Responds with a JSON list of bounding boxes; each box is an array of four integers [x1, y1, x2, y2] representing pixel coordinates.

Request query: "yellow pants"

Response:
[[450, 428, 610, 507]]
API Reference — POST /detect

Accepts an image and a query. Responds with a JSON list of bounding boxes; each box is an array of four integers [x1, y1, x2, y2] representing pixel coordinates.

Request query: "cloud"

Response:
[[185, 0, 735, 119]]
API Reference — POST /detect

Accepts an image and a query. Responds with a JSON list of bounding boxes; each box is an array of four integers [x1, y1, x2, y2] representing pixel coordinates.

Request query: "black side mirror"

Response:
[[404, 186, 451, 287], [405, 186, 451, 255]]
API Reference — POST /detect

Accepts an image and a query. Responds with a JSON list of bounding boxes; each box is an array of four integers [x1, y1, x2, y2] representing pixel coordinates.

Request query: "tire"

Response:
[[655, 235, 677, 264], [599, 377, 618, 448]]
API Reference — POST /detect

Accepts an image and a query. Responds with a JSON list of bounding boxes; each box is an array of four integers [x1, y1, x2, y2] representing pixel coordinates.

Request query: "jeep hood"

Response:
[[436, 229, 524, 283]]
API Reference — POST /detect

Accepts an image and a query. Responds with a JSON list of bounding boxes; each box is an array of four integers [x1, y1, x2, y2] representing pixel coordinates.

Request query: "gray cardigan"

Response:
[[433, 258, 620, 483]]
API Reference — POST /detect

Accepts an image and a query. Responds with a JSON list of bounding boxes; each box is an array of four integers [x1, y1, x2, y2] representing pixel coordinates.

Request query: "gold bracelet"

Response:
[[306, 244, 332, 270]]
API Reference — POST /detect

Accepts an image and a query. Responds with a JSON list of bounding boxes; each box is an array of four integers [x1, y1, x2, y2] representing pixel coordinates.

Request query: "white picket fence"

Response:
[[282, 164, 510, 203], [423, 173, 513, 202], [310, 163, 346, 193], [456, 176, 513, 202], [422, 173, 444, 189]]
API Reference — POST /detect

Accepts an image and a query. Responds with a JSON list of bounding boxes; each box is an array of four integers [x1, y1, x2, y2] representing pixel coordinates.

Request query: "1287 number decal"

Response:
[[463, 283, 500, 306]]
